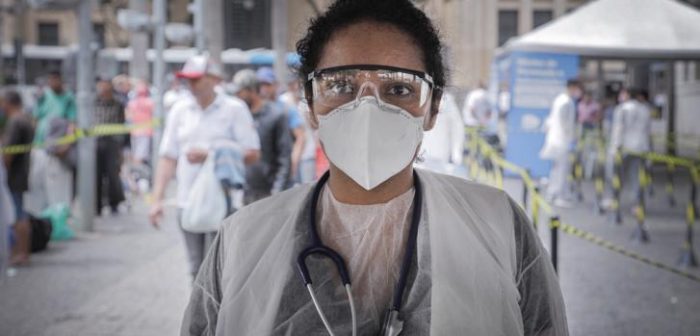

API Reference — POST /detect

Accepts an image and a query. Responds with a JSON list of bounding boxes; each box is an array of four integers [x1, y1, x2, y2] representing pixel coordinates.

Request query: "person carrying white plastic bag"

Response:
[[149, 55, 261, 280], [181, 153, 228, 233]]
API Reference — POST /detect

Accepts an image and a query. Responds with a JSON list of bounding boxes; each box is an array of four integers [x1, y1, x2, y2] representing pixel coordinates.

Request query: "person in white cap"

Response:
[[149, 55, 261, 279]]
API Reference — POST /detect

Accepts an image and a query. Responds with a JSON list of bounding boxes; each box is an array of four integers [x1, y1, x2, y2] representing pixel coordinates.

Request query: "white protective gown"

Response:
[[540, 93, 576, 161], [182, 169, 568, 335], [422, 93, 465, 165]]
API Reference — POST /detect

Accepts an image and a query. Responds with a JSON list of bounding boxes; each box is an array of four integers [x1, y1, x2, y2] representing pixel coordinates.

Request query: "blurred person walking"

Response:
[[636, 89, 658, 119], [233, 69, 292, 204], [419, 92, 466, 177], [540, 79, 582, 207], [577, 92, 602, 132], [149, 55, 260, 279], [464, 82, 500, 150], [126, 81, 154, 165], [279, 74, 317, 184], [462, 82, 491, 128], [112, 74, 133, 105], [94, 78, 127, 215], [608, 88, 651, 203], [577, 92, 602, 178], [25, 70, 76, 216], [255, 67, 280, 102], [163, 76, 190, 118], [2, 91, 34, 265], [257, 67, 306, 185]]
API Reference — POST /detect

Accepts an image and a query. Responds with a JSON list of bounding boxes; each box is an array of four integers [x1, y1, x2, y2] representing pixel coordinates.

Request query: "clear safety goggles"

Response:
[[307, 65, 436, 114]]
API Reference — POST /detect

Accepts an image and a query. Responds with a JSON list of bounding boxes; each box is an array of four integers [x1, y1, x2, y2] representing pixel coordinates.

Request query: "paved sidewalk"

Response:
[[0, 201, 190, 336], [1, 175, 699, 335], [501, 174, 700, 336]]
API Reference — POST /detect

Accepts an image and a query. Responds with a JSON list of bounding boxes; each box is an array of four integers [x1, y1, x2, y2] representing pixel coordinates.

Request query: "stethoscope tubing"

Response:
[[297, 170, 423, 323]]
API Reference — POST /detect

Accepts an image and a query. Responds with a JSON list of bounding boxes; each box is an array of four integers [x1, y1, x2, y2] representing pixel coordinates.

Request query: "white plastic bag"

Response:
[[181, 154, 227, 233], [0, 164, 15, 229], [0, 164, 16, 279]]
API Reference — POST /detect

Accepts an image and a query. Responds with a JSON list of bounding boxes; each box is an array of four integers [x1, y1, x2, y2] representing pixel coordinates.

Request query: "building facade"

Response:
[[1, 0, 698, 97], [0, 0, 584, 88]]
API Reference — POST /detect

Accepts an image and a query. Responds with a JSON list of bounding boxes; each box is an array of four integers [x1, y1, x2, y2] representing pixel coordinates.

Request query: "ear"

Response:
[[424, 89, 443, 131]]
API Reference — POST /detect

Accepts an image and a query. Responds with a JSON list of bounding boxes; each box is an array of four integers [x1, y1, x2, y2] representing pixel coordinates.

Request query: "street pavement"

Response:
[[504, 169, 700, 336], [1, 173, 700, 335], [0, 200, 190, 336]]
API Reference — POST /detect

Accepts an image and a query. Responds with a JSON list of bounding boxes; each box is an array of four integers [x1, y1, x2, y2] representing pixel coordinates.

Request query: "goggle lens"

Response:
[[310, 68, 434, 113]]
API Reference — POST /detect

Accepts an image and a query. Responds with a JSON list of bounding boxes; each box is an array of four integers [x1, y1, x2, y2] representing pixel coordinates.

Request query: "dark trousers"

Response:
[[96, 136, 125, 212], [622, 156, 643, 201], [177, 209, 216, 279]]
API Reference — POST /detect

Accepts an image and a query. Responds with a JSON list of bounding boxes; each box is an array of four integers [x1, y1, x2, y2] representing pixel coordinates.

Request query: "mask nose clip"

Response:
[[353, 81, 383, 108]]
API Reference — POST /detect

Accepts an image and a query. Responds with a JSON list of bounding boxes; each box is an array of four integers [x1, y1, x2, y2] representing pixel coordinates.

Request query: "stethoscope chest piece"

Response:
[[381, 309, 404, 336]]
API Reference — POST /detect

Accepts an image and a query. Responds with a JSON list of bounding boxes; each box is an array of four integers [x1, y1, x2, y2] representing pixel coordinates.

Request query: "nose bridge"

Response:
[[355, 79, 380, 101]]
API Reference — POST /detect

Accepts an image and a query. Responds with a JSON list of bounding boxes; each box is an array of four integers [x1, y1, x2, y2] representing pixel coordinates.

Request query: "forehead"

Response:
[[316, 21, 426, 73]]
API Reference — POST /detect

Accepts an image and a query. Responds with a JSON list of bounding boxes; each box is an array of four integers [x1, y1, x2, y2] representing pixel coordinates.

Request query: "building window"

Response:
[[93, 23, 106, 49], [37, 22, 59, 46], [696, 61, 700, 81], [498, 10, 518, 46], [225, 0, 272, 49], [533, 10, 553, 29]]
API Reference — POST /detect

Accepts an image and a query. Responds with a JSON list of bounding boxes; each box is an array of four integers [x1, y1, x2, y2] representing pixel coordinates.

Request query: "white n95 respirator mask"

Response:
[[318, 96, 426, 190]]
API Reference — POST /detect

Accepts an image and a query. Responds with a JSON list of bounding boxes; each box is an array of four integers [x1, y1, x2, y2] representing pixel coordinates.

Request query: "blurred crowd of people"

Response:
[[540, 79, 653, 208], [0, 53, 656, 279], [0, 55, 328, 272], [0, 70, 144, 267]]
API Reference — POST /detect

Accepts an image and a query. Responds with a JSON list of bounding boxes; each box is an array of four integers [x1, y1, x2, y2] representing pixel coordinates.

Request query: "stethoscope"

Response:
[[296, 171, 423, 336]]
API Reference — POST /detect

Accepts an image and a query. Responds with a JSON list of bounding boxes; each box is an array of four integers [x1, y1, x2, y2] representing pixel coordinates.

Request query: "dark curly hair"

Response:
[[296, 0, 447, 112]]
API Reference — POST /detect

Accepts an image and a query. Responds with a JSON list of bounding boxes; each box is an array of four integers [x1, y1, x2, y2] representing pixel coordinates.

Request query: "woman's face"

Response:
[[311, 21, 436, 128]]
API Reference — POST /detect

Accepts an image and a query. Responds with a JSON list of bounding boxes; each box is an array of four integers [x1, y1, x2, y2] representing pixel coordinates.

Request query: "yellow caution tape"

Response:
[[687, 203, 695, 225], [554, 221, 700, 283], [465, 127, 700, 284], [626, 150, 696, 169], [0, 120, 160, 155]]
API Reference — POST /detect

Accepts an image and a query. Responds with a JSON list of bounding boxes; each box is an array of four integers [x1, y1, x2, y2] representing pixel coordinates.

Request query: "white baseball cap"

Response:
[[176, 55, 224, 79]]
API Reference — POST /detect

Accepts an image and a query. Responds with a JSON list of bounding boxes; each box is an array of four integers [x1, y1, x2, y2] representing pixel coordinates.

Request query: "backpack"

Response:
[[30, 216, 53, 253]]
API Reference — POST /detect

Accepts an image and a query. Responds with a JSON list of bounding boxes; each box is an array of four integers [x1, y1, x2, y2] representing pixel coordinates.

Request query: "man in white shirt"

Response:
[[609, 88, 651, 202], [149, 55, 261, 278], [462, 82, 491, 128], [540, 79, 582, 207]]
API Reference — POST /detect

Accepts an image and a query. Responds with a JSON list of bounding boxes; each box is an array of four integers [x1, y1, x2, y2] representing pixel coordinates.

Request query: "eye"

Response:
[[386, 84, 413, 97], [324, 80, 354, 96]]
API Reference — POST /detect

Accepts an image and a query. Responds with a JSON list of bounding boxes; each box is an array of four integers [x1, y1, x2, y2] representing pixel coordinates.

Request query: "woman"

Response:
[[182, 1, 567, 335], [125, 81, 154, 165]]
